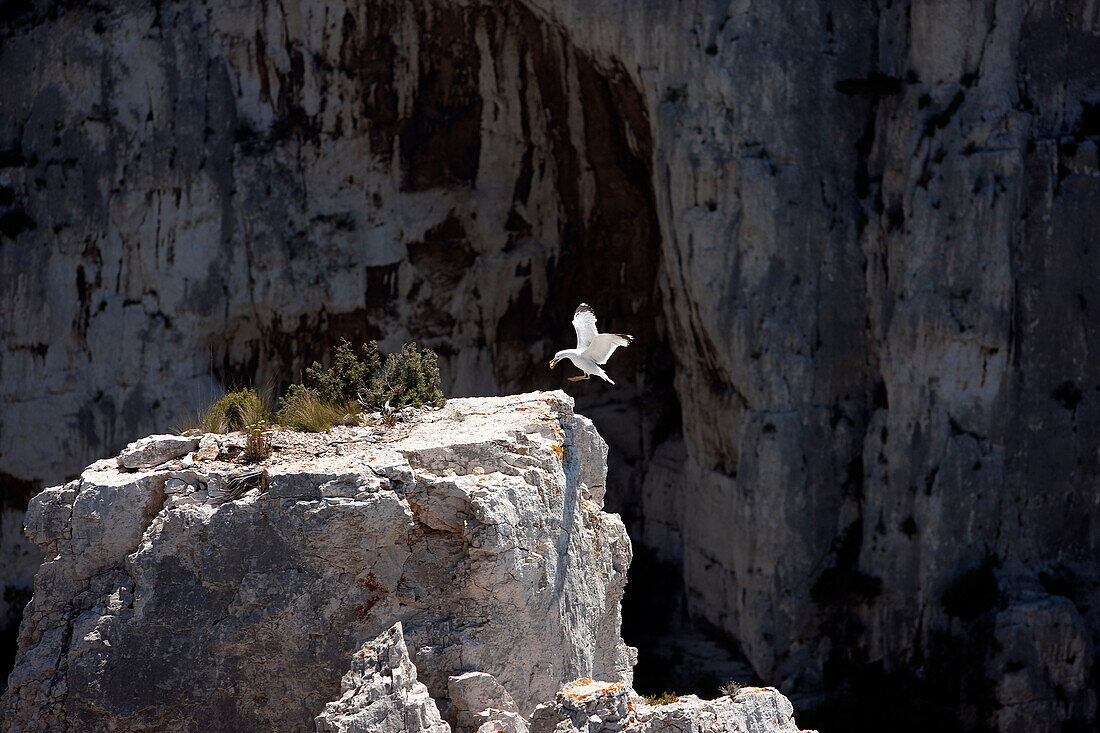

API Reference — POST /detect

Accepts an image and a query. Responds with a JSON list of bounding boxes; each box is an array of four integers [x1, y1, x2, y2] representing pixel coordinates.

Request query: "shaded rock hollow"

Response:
[[1, 0, 1099, 730]]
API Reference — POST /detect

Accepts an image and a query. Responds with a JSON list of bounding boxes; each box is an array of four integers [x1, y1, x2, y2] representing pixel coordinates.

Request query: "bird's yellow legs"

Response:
[[568, 374, 590, 381]]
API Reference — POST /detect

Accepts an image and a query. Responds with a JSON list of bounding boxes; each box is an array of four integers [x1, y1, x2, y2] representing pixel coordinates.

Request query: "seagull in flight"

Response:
[[549, 304, 633, 384]]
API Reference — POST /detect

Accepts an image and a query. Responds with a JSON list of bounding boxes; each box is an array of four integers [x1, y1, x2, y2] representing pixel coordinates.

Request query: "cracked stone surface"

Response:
[[2, 392, 634, 732], [448, 671, 519, 733]]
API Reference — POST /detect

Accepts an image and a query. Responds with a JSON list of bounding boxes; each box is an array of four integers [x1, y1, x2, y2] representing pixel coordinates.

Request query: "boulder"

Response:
[[633, 689, 815, 733], [475, 711, 529, 733], [116, 435, 200, 470], [529, 679, 633, 733], [448, 671, 518, 732]]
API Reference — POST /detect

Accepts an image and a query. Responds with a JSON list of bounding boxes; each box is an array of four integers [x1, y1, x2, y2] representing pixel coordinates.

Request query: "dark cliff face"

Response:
[[1, 0, 1098, 730]]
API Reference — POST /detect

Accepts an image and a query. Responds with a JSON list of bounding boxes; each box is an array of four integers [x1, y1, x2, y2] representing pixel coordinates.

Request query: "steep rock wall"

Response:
[[0, 0, 676, 689], [2, 1, 1099, 729], [515, 3, 1100, 728]]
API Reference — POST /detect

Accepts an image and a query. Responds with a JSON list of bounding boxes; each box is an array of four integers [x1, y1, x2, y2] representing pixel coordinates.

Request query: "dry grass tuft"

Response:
[[243, 422, 272, 462], [644, 691, 679, 705], [180, 388, 269, 434], [719, 680, 743, 698], [277, 390, 359, 433]]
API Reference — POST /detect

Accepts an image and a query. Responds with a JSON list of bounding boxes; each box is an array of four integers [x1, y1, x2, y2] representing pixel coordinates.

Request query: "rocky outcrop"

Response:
[[2, 392, 634, 732], [0, 0, 678, 687], [530, 679, 815, 733], [315, 622, 451, 733], [314, 624, 815, 733], [2, 0, 1098, 729]]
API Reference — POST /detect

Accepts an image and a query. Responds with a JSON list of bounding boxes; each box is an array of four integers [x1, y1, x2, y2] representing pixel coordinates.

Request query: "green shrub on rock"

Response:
[[304, 340, 381, 405], [644, 691, 679, 705], [275, 340, 444, 432], [359, 342, 445, 410]]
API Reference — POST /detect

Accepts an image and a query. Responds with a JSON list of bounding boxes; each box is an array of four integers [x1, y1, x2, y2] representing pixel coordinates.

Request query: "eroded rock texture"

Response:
[[529, 679, 815, 733], [315, 622, 451, 733], [2, 393, 634, 731], [2, 0, 1099, 729]]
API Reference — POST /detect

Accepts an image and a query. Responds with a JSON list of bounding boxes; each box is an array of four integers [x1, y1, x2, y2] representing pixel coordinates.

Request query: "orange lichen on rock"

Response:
[[737, 686, 770, 695], [560, 678, 625, 702]]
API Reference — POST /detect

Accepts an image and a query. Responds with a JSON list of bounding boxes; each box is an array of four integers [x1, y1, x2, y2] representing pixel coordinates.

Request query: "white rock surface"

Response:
[[315, 622, 451, 733], [448, 671, 519, 732], [634, 690, 814, 733], [529, 678, 634, 733], [475, 711, 530, 733], [116, 435, 200, 469], [2, 392, 634, 732]]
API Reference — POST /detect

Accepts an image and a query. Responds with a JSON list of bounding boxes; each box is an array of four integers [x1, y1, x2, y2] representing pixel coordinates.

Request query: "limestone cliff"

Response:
[[2, 0, 1098, 729], [2, 392, 815, 733], [2, 393, 634, 731]]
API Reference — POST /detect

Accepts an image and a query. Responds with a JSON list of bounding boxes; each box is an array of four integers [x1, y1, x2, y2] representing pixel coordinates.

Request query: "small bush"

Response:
[[644, 691, 679, 705], [277, 387, 359, 433], [358, 342, 445, 410], [304, 340, 381, 405], [177, 388, 268, 434], [275, 340, 444, 432], [719, 680, 742, 698], [243, 422, 272, 462]]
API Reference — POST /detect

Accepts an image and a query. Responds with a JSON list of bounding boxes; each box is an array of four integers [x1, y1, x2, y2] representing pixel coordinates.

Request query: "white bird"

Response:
[[549, 303, 633, 384]]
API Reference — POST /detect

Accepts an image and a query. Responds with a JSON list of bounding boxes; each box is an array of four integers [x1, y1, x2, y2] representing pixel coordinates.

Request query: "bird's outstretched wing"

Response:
[[582, 333, 633, 365], [572, 303, 598, 350]]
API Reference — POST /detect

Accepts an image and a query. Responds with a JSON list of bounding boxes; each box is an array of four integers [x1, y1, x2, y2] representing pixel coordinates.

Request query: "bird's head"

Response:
[[549, 351, 565, 370]]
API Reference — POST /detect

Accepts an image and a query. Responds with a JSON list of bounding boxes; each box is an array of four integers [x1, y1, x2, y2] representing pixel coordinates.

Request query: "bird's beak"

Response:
[[549, 359, 557, 369]]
